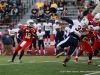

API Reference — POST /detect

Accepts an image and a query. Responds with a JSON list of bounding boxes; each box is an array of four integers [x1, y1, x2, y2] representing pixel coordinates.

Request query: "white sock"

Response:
[[39, 50, 41, 54], [43, 50, 46, 54], [64, 52, 67, 55], [75, 56, 78, 58], [48, 38, 50, 45], [44, 39, 47, 46], [75, 48, 78, 56], [54, 48, 56, 54]]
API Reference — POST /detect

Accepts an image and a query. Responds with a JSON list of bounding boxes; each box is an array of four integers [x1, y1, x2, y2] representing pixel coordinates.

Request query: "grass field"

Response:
[[0, 56, 100, 75]]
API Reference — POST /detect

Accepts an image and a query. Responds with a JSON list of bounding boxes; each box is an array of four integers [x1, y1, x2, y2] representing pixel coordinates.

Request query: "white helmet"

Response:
[[81, 17, 89, 27], [18, 23, 22, 27], [94, 13, 100, 23], [26, 19, 34, 27]]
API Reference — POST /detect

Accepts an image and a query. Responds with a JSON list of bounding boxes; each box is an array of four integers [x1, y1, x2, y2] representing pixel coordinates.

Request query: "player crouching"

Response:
[[8, 19, 37, 63]]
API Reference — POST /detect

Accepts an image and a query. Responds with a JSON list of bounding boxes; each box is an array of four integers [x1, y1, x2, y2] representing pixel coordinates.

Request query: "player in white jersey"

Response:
[[43, 19, 52, 46], [36, 28, 46, 55], [55, 17, 89, 67], [34, 20, 42, 30], [8, 25, 17, 51], [53, 20, 60, 31]]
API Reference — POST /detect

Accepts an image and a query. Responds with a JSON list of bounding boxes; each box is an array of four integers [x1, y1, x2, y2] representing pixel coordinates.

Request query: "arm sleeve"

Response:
[[61, 17, 74, 25]]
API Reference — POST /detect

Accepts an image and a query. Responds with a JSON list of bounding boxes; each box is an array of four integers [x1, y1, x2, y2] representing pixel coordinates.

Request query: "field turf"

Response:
[[0, 56, 100, 75]]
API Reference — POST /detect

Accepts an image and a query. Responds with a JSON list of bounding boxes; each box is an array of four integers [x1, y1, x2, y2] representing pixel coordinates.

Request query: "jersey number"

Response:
[[25, 33, 31, 39], [45, 26, 50, 29], [75, 25, 82, 33]]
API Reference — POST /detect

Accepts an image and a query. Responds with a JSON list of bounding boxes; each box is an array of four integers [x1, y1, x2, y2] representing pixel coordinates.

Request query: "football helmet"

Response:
[[81, 17, 89, 27], [26, 19, 34, 27], [94, 13, 100, 23], [17, 23, 22, 27]]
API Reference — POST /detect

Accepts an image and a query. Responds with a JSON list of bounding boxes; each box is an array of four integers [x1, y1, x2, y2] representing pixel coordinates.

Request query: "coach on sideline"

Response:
[[2, 30, 13, 55]]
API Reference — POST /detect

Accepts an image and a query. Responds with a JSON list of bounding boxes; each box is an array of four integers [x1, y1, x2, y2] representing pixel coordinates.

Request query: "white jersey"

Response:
[[13, 28, 20, 38], [70, 19, 82, 37], [53, 23, 59, 31], [43, 22, 52, 31], [8, 29, 16, 36], [34, 23, 42, 29], [37, 31, 45, 40]]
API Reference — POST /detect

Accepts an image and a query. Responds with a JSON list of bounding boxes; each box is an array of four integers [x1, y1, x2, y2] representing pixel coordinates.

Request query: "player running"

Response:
[[8, 19, 37, 63]]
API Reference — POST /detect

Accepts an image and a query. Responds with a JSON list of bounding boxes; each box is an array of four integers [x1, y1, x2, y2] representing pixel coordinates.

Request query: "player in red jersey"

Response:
[[74, 25, 97, 65], [8, 19, 37, 62], [93, 29, 100, 57]]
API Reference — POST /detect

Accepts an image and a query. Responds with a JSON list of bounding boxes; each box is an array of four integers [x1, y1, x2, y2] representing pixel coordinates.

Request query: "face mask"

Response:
[[39, 30, 41, 32]]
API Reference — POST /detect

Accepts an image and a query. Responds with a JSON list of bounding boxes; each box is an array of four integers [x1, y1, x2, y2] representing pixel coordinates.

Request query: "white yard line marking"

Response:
[[84, 71, 100, 75]]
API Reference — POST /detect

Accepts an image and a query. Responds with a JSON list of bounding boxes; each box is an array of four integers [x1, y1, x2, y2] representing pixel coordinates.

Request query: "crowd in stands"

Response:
[[30, 0, 100, 23], [0, 0, 22, 24]]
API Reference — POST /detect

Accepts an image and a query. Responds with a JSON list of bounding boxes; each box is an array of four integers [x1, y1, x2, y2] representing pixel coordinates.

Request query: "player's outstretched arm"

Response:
[[61, 17, 74, 25]]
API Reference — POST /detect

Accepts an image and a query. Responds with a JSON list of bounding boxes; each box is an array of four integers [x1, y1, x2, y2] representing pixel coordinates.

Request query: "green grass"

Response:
[[0, 56, 100, 75]]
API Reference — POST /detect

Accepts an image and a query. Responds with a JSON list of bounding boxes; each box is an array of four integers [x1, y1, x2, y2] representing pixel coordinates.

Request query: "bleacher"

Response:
[[0, 0, 36, 29]]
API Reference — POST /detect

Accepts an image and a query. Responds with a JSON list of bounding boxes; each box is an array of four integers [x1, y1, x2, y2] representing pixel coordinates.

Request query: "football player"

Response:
[[36, 28, 46, 55], [74, 25, 97, 65], [43, 19, 52, 46], [8, 19, 37, 62], [55, 17, 89, 67]]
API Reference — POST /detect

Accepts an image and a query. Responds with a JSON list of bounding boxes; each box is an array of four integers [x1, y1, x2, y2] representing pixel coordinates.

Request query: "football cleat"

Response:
[[17, 59, 22, 63], [62, 62, 66, 67], [88, 61, 95, 65], [56, 52, 64, 58], [7, 60, 14, 62], [74, 57, 78, 63]]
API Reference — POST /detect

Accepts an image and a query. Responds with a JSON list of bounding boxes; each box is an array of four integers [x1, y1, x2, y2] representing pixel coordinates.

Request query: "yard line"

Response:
[[84, 71, 100, 75]]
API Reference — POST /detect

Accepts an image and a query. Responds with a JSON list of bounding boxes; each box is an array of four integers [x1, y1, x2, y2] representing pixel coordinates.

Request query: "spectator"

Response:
[[50, 13, 57, 20], [30, 6, 38, 19], [92, 0, 100, 5], [61, 10, 66, 16], [50, 0, 57, 13], [44, 7, 51, 19], [50, 13, 57, 23], [36, 0, 44, 9], [91, 1, 97, 9], [58, 0, 67, 6], [0, 7, 6, 21], [3, 12, 11, 23], [5, 7, 11, 14], [38, 7, 44, 19], [0, 1, 7, 10], [7, 1, 13, 9], [56, 2, 63, 15], [2, 30, 13, 55], [62, 5, 68, 15], [78, 7, 83, 17], [75, 0, 84, 6], [15, 0, 22, 9], [10, 6, 18, 18], [44, 1, 50, 11], [83, 7, 89, 17]]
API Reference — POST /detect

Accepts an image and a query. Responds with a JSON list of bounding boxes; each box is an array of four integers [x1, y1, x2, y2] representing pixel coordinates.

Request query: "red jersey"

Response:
[[21, 26, 37, 42]]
